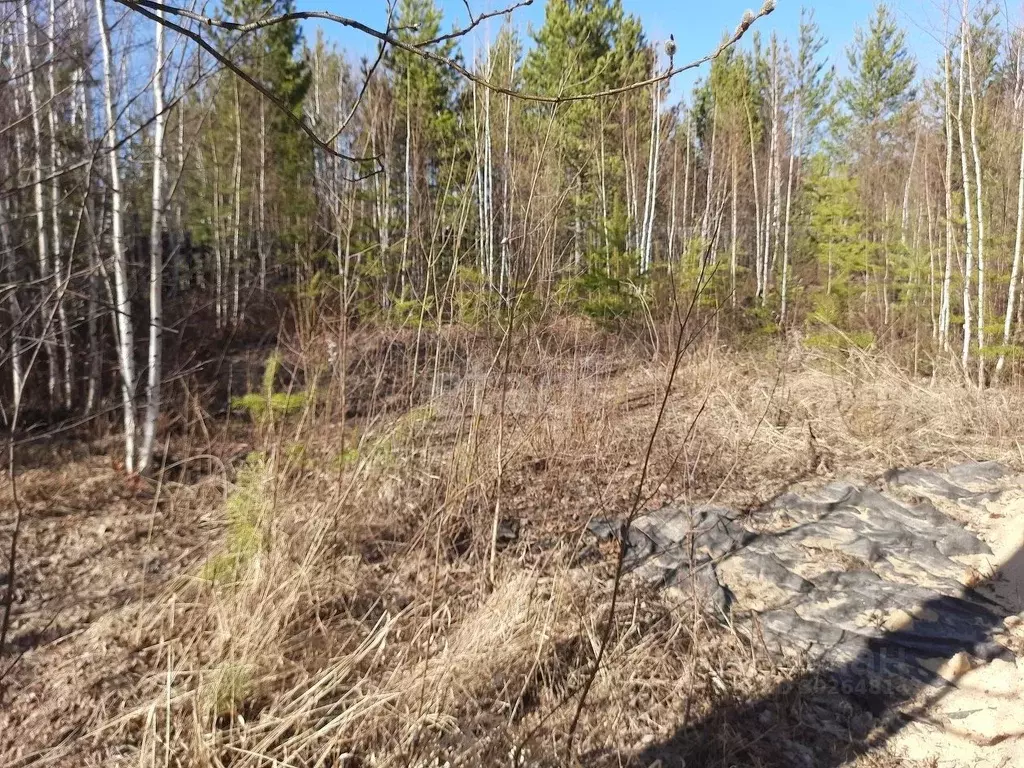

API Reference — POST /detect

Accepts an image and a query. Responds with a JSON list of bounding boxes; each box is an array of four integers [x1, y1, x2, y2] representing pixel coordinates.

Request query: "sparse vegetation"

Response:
[[200, 452, 272, 583], [5, 322, 1024, 766], [6, 0, 1024, 766]]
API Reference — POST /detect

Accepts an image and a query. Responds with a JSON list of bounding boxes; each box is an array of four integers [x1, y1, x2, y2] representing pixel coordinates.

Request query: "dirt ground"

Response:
[[0, 435, 245, 765]]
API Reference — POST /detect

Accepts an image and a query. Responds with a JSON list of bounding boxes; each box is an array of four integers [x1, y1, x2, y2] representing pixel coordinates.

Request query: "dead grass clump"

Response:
[[10, 329, 1024, 767]]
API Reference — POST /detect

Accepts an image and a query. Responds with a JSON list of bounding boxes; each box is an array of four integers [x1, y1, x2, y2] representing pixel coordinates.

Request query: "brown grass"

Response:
[[4, 325, 1024, 767]]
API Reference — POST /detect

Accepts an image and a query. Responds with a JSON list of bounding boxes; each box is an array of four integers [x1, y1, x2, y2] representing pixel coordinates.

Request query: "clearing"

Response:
[[3, 332, 1024, 768]]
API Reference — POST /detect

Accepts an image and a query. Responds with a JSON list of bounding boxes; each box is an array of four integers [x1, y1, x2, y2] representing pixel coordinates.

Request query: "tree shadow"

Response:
[[628, 538, 1024, 767]]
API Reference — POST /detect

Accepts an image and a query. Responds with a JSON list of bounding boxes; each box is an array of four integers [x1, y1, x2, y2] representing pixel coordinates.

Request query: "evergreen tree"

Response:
[[789, 8, 834, 150], [185, 0, 313, 305], [804, 157, 871, 314], [836, 2, 916, 152], [523, 0, 649, 275]]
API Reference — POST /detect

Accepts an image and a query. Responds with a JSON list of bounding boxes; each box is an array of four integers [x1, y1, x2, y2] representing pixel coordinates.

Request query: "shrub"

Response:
[[231, 351, 308, 422], [200, 452, 271, 584]]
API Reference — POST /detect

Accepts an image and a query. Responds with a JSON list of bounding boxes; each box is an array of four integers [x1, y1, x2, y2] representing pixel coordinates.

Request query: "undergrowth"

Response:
[[10, 322, 1024, 768]]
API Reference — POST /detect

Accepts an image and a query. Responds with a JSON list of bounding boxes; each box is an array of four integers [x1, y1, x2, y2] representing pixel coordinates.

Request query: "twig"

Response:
[[564, 229, 720, 756], [114, 0, 382, 174]]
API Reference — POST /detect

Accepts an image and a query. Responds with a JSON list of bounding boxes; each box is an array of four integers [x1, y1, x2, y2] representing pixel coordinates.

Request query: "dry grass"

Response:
[[4, 325, 1024, 767]]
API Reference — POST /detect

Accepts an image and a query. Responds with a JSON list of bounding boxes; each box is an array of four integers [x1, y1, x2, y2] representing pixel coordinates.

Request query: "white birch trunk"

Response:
[[258, 95, 267, 292], [639, 79, 659, 273], [957, 22, 975, 370], [500, 51, 512, 293], [401, 74, 411, 299], [769, 39, 783, 283], [939, 51, 955, 350], [781, 97, 800, 325], [484, 73, 495, 287], [730, 152, 738, 305], [668, 137, 678, 262], [46, 0, 73, 408], [681, 119, 691, 253], [746, 103, 763, 297], [96, 0, 137, 470], [139, 10, 165, 475], [965, 27, 985, 385], [702, 105, 718, 250], [0, 197, 23, 412], [21, 0, 58, 405], [231, 82, 243, 326]]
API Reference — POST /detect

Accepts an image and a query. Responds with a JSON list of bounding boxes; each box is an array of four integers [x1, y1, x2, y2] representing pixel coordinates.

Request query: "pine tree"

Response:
[[837, 2, 916, 153], [781, 8, 834, 322], [833, 2, 916, 329], [188, 0, 312, 311], [522, 0, 650, 277]]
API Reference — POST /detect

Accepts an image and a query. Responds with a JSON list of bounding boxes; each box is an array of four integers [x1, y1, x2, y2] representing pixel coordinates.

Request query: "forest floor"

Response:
[[3, 327, 1024, 767]]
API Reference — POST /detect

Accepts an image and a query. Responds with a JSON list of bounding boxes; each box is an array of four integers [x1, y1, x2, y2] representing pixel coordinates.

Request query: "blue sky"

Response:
[[294, 0, 980, 103]]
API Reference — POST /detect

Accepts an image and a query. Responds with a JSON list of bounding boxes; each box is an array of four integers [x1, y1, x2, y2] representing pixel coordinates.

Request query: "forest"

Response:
[[5, 1, 1024, 766], [5, 0, 1024, 463]]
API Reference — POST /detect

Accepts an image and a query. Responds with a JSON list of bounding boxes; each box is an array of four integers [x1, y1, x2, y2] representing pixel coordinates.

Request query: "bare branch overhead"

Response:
[[116, 0, 774, 168]]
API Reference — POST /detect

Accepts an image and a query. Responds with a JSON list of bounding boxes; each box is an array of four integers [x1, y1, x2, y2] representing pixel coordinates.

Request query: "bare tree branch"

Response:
[[116, 0, 774, 169], [421, 0, 533, 47], [323, 1, 397, 147], [114, 0, 383, 175]]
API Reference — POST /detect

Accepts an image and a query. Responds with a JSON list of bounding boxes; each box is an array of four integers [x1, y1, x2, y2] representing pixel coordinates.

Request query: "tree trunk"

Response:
[[781, 92, 801, 326], [746, 102, 763, 298], [769, 39, 782, 284], [640, 78, 660, 273], [957, 21, 975, 371], [401, 73, 412, 299], [231, 81, 243, 326], [965, 26, 986, 385], [21, 0, 59, 406], [139, 9, 165, 475], [47, 0, 73, 408], [730, 150, 738, 305], [940, 51, 955, 350], [258, 95, 267, 292], [702, 104, 718, 251], [501, 52, 512, 293], [0, 197, 24, 412], [96, 0, 137, 471]]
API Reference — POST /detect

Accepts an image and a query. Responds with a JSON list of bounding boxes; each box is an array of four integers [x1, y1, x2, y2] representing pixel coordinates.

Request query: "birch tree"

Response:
[[139, 9, 166, 475], [96, 0, 137, 470]]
